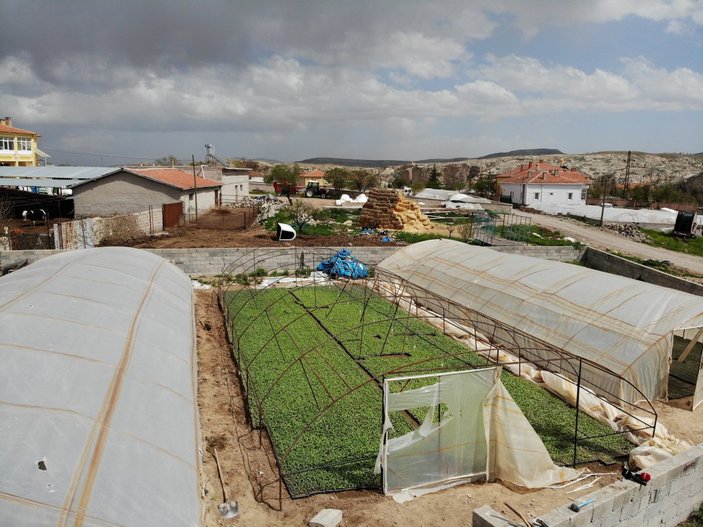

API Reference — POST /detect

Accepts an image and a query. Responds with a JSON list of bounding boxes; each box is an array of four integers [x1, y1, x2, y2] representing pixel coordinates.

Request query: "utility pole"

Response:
[[599, 174, 610, 227], [191, 154, 199, 224], [623, 150, 631, 199]]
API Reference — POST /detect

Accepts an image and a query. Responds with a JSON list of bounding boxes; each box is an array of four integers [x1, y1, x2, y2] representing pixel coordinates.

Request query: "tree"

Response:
[[287, 199, 316, 234], [326, 167, 350, 194], [467, 165, 480, 190], [473, 173, 495, 197], [427, 164, 443, 189], [154, 155, 179, 167], [265, 163, 302, 204], [348, 169, 379, 192], [392, 170, 411, 189]]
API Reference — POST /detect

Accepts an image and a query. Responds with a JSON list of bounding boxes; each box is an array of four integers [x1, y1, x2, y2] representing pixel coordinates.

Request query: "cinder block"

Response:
[[309, 508, 342, 527], [567, 507, 593, 527], [538, 506, 571, 527], [611, 481, 638, 510], [587, 488, 616, 521], [472, 505, 510, 527], [599, 510, 621, 527]]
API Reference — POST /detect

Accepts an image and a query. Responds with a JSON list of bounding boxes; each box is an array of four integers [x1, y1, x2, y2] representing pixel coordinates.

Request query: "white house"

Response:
[[498, 161, 590, 207]]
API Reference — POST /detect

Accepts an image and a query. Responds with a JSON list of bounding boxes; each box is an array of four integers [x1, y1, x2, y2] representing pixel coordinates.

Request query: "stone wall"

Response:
[[474, 442, 703, 527], [360, 189, 431, 231]]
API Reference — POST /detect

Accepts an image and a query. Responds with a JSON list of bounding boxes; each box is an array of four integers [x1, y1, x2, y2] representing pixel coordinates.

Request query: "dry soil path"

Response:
[[516, 210, 703, 277]]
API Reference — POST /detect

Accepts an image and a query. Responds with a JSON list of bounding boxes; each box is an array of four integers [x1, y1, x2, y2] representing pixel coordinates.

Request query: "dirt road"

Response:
[[516, 211, 703, 277]]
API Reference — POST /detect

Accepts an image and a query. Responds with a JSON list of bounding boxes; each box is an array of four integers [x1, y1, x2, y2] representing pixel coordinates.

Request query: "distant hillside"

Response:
[[300, 152, 559, 166], [478, 148, 563, 159], [298, 157, 408, 168]]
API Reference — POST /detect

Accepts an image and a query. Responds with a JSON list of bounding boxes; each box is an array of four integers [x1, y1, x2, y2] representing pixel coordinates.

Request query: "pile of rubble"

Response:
[[359, 189, 431, 232], [604, 223, 649, 242]]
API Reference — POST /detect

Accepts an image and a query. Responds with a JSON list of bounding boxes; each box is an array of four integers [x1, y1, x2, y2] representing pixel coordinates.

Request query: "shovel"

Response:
[[213, 448, 239, 519]]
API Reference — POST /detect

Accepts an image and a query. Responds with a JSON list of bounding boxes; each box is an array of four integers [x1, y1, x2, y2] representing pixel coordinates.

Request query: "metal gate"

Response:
[[162, 202, 183, 229], [9, 232, 54, 250]]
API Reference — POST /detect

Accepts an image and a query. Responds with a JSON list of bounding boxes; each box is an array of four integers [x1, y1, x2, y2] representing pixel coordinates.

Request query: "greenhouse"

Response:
[[377, 239, 703, 410], [0, 248, 201, 526], [218, 247, 649, 501]]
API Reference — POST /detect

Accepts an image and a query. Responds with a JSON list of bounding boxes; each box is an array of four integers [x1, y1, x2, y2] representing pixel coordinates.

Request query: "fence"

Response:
[[53, 207, 163, 250]]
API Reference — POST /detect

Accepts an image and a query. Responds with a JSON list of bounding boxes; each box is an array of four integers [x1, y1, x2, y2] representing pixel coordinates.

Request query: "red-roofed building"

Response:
[[497, 161, 590, 207], [298, 168, 329, 187], [70, 167, 221, 217]]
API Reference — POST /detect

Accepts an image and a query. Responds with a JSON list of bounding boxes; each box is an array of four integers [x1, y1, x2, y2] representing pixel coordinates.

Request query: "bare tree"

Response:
[[0, 197, 13, 223], [287, 199, 316, 234]]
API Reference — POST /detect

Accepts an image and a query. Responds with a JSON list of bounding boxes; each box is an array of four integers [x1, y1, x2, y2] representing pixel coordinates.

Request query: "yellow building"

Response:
[[0, 117, 43, 166]]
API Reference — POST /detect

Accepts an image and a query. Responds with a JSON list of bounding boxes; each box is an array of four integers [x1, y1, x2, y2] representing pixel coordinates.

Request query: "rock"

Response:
[[309, 508, 343, 527]]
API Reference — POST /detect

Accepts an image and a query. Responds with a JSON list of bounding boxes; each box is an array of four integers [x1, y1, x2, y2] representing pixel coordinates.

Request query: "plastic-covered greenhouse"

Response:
[[377, 240, 703, 410], [0, 248, 201, 526]]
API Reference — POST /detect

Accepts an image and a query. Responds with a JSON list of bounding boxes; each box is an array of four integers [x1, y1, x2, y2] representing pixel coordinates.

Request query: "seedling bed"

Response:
[[224, 285, 631, 497]]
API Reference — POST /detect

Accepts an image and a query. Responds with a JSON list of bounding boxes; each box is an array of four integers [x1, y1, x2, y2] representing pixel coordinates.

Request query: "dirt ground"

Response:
[[195, 290, 640, 527]]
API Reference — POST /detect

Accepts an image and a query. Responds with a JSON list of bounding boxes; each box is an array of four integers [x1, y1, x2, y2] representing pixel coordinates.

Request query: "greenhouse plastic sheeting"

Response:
[[377, 240, 703, 406], [378, 368, 578, 496], [0, 248, 201, 526]]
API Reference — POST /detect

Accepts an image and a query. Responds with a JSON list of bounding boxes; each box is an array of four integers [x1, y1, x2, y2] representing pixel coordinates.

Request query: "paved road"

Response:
[[515, 210, 703, 276]]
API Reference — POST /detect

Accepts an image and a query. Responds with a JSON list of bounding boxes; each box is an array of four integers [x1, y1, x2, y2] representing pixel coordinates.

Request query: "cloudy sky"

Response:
[[1, 1, 702, 165]]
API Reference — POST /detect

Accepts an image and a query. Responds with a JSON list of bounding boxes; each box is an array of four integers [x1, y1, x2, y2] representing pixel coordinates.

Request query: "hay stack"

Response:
[[359, 189, 431, 232]]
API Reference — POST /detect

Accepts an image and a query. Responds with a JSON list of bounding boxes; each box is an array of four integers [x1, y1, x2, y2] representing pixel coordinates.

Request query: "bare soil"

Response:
[[195, 290, 631, 527]]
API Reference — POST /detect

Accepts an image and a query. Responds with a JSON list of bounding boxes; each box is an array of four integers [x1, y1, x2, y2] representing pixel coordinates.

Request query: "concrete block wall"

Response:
[[493, 244, 585, 262], [473, 442, 703, 527], [0, 245, 590, 276], [582, 247, 703, 296], [147, 246, 401, 276]]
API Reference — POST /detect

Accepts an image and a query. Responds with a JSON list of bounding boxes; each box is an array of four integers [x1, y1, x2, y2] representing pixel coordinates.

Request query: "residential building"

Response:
[[498, 161, 590, 207], [298, 168, 329, 187], [0, 117, 47, 167]]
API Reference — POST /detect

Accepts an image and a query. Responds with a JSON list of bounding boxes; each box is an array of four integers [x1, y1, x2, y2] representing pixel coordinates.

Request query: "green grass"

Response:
[[641, 228, 703, 257], [224, 285, 631, 496], [264, 208, 360, 236]]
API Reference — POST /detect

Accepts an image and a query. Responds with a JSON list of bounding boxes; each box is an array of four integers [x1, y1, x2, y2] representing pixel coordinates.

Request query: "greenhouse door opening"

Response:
[[670, 330, 703, 410], [380, 368, 498, 495]]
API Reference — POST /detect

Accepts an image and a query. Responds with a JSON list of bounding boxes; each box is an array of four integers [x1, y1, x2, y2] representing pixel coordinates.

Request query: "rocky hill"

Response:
[[238, 152, 703, 188], [384, 152, 703, 187]]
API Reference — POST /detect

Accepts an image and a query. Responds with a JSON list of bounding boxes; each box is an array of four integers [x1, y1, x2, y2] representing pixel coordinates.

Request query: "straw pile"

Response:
[[359, 189, 431, 231]]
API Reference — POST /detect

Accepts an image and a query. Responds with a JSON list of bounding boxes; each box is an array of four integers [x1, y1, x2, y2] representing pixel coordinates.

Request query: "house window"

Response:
[[0, 137, 13, 151], [581, 188, 587, 200], [17, 137, 31, 151], [189, 193, 194, 200], [568, 192, 573, 200], [534, 192, 540, 200]]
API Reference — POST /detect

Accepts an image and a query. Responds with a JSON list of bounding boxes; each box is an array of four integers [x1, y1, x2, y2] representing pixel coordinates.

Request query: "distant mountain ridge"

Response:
[[298, 150, 560, 167], [477, 148, 563, 159]]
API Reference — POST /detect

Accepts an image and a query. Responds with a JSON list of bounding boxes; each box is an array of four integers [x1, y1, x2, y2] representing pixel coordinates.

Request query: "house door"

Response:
[[162, 202, 183, 229]]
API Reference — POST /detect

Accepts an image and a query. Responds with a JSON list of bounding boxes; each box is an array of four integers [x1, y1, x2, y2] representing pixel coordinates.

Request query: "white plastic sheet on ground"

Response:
[[529, 203, 679, 225], [377, 368, 579, 498], [377, 240, 703, 407], [0, 248, 201, 527]]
